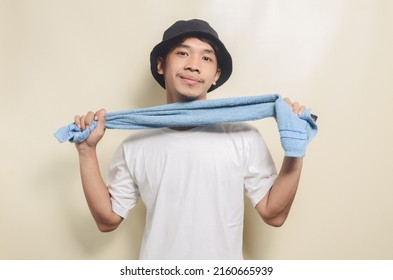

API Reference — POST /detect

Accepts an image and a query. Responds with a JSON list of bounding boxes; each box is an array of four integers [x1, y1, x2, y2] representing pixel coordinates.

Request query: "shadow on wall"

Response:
[[243, 197, 276, 259], [35, 151, 146, 259]]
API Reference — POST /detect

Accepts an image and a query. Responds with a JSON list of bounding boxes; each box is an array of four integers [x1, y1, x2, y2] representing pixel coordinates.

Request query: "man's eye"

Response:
[[203, 56, 213, 62], [177, 51, 188, 56]]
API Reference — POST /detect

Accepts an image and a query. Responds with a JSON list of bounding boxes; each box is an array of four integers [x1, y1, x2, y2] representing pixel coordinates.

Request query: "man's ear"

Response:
[[157, 57, 165, 75], [212, 68, 222, 86]]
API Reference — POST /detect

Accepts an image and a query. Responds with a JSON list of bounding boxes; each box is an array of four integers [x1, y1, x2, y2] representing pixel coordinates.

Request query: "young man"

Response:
[[74, 19, 308, 259]]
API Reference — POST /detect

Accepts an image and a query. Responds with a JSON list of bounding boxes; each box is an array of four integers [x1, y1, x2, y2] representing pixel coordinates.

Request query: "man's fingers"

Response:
[[80, 115, 87, 130], [292, 102, 300, 114], [74, 115, 81, 128], [75, 111, 95, 131], [298, 105, 306, 115], [283, 97, 292, 106], [94, 109, 107, 132], [95, 109, 106, 121], [283, 97, 306, 116]]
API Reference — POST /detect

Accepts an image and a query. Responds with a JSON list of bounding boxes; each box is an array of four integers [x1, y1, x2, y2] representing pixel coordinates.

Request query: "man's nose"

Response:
[[184, 56, 200, 73]]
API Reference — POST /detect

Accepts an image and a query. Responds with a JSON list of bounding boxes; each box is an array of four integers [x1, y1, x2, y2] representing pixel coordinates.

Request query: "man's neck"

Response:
[[166, 91, 208, 104]]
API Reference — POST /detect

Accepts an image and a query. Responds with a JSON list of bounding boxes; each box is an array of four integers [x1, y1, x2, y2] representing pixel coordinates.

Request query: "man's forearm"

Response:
[[78, 148, 122, 231], [256, 157, 303, 226]]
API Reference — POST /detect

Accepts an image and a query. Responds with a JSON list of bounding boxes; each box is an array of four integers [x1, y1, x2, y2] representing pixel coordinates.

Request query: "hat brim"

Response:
[[150, 31, 232, 93]]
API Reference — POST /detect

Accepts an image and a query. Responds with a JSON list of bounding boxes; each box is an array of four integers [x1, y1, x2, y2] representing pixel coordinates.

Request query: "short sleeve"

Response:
[[243, 129, 277, 207], [106, 144, 140, 218]]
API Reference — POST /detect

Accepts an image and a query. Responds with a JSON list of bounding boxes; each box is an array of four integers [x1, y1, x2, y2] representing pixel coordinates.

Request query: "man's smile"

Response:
[[179, 74, 202, 85]]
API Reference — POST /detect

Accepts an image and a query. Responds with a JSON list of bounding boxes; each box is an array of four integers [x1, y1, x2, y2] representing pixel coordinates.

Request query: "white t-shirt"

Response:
[[107, 123, 277, 259]]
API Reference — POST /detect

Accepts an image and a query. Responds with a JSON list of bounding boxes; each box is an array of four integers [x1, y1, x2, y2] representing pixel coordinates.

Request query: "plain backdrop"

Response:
[[1, 0, 392, 259]]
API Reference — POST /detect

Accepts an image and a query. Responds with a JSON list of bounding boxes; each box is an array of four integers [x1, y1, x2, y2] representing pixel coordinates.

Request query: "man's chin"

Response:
[[176, 90, 208, 102], [180, 95, 201, 102]]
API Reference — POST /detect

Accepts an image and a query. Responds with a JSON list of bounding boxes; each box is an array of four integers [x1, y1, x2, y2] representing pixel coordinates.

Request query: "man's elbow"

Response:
[[97, 222, 119, 232], [96, 215, 123, 232], [256, 202, 288, 227], [263, 215, 286, 227], [259, 210, 288, 227]]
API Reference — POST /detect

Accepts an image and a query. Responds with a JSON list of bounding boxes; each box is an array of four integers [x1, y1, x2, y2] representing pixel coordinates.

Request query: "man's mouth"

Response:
[[179, 75, 202, 85]]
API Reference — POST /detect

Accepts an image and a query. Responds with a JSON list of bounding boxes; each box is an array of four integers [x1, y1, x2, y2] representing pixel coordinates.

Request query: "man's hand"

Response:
[[283, 97, 306, 116], [74, 109, 106, 151], [275, 96, 316, 157]]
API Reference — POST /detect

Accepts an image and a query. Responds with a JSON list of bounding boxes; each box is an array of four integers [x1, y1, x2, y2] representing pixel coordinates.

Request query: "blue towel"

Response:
[[54, 94, 318, 157]]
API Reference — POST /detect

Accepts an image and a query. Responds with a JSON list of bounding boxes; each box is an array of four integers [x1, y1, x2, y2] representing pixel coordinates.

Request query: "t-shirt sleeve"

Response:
[[106, 144, 140, 219], [243, 129, 277, 207]]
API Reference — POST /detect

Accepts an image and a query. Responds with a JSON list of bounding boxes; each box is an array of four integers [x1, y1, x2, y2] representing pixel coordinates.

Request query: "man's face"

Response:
[[157, 37, 222, 103]]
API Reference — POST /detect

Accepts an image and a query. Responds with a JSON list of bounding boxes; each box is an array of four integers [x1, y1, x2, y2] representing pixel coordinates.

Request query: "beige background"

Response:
[[1, 0, 392, 259]]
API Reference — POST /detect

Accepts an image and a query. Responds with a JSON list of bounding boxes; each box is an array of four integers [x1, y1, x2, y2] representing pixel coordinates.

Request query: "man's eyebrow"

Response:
[[176, 43, 215, 54]]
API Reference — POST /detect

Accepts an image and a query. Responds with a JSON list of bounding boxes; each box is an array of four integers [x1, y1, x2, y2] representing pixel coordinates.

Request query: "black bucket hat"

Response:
[[150, 19, 232, 92]]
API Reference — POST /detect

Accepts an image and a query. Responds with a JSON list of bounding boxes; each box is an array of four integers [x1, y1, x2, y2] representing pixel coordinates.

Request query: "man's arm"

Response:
[[255, 157, 302, 227], [75, 109, 123, 232], [256, 97, 307, 227]]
